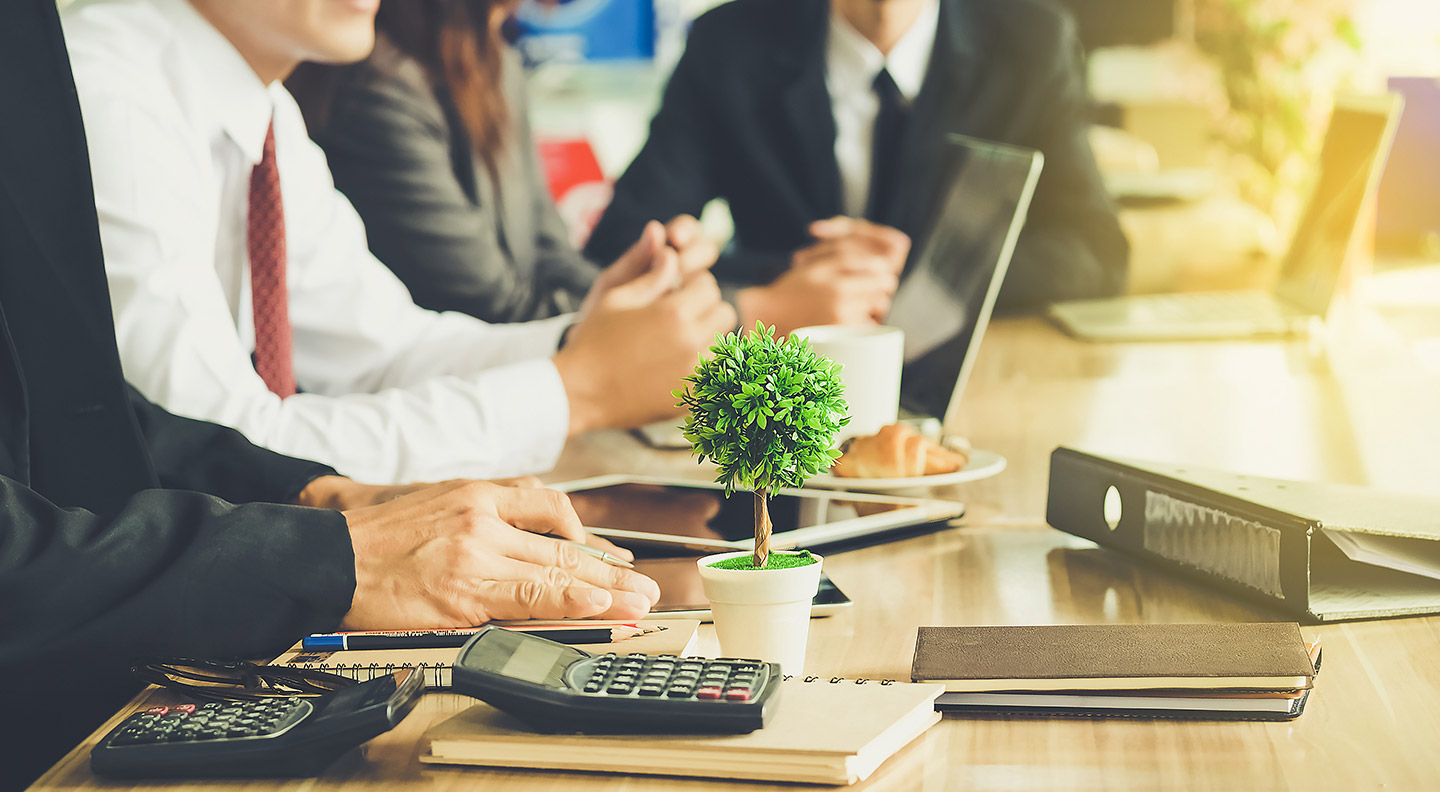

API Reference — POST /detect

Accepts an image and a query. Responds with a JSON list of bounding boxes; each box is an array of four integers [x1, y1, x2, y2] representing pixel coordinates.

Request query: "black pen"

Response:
[[302, 625, 658, 650]]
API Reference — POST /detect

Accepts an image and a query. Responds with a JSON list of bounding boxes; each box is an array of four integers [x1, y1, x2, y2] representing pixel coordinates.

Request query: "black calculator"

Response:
[[90, 667, 424, 779], [451, 627, 781, 734]]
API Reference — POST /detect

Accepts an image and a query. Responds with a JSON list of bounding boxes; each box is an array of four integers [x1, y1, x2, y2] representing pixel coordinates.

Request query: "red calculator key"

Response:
[[696, 686, 722, 700], [144, 707, 169, 716], [723, 688, 751, 702], [173, 704, 197, 714]]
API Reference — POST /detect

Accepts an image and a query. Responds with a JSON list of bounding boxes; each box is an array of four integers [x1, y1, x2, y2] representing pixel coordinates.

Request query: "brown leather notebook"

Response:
[[911, 623, 1314, 692]]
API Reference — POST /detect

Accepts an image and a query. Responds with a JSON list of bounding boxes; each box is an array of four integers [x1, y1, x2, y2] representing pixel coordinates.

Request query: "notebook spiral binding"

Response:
[[288, 661, 451, 688], [786, 675, 901, 685]]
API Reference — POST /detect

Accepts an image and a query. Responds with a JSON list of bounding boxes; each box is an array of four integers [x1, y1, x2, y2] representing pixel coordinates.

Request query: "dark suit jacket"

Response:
[[585, 0, 1129, 311], [0, 3, 354, 787], [295, 39, 600, 323]]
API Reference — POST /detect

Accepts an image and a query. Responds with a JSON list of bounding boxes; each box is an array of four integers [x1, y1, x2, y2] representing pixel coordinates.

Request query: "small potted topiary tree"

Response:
[[674, 322, 848, 672]]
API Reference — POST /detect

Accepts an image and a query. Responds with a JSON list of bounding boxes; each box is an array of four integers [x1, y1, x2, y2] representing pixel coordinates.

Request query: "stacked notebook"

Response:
[[422, 678, 944, 785], [911, 623, 1320, 720]]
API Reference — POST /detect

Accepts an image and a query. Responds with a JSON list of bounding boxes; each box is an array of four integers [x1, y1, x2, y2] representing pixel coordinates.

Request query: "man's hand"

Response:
[[297, 474, 541, 510], [577, 216, 719, 321], [338, 480, 660, 630], [298, 475, 633, 560], [555, 239, 736, 435], [737, 217, 910, 336]]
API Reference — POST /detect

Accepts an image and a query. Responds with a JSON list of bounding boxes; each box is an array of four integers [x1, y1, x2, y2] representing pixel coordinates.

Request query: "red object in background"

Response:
[[537, 136, 613, 250]]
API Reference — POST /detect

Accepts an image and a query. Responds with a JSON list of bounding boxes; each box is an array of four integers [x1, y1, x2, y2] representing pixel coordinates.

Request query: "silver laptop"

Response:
[[1048, 94, 1404, 342], [889, 134, 1044, 428], [639, 134, 1043, 447]]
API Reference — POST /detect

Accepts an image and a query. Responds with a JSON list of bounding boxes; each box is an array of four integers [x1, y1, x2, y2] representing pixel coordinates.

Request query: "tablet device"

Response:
[[556, 475, 964, 553]]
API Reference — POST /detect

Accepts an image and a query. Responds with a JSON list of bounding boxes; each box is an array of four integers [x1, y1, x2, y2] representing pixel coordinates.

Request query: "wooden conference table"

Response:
[[32, 311, 1440, 791]]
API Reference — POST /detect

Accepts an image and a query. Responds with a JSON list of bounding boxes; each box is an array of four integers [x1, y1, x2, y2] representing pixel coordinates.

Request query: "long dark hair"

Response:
[[289, 0, 514, 179]]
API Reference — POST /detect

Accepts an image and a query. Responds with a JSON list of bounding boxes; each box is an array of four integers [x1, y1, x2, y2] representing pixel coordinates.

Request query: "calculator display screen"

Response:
[[477, 629, 586, 687]]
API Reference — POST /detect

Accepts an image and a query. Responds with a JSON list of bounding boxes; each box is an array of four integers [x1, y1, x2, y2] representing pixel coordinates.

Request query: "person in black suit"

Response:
[[0, 5, 658, 787], [585, 0, 1130, 333]]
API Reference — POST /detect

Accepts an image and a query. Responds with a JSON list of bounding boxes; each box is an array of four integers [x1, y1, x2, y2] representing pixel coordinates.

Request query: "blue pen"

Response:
[[302, 631, 479, 651]]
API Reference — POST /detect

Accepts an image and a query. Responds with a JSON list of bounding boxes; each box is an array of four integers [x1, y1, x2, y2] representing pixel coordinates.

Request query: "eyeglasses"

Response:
[[131, 657, 358, 702]]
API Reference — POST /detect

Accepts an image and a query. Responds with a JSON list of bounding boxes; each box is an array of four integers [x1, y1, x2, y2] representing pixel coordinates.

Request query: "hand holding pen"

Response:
[[542, 533, 633, 568]]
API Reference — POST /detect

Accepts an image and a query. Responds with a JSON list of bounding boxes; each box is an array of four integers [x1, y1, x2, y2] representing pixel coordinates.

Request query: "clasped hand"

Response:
[[556, 215, 736, 434], [739, 216, 910, 336]]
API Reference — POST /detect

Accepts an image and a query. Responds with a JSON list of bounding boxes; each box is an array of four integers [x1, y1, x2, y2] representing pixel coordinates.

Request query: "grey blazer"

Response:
[[307, 38, 600, 323]]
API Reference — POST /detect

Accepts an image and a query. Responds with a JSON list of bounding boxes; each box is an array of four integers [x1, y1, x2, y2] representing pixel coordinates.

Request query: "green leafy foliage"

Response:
[[673, 323, 848, 494]]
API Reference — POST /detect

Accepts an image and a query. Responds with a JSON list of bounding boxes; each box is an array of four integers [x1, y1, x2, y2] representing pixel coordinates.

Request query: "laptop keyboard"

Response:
[[1124, 292, 1297, 324]]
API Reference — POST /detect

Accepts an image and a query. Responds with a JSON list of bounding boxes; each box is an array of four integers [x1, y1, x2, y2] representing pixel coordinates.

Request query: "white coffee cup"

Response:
[[791, 325, 903, 439]]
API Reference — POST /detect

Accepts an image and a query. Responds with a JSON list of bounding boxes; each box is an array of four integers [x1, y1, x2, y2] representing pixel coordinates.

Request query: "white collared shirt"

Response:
[[61, 0, 572, 484], [825, 1, 940, 218]]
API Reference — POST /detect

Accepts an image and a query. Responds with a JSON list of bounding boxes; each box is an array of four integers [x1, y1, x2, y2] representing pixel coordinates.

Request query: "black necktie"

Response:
[[864, 68, 907, 225]]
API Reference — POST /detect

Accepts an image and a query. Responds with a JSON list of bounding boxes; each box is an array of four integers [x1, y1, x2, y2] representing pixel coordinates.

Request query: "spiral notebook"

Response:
[[422, 677, 944, 785], [268, 620, 699, 689]]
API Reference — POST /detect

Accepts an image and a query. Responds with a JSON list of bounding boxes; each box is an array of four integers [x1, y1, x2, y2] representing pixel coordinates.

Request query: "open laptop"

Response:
[[888, 133, 1044, 429], [1048, 94, 1404, 342], [636, 133, 1043, 448]]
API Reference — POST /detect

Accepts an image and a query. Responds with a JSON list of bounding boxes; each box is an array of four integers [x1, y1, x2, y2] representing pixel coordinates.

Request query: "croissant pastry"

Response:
[[832, 424, 970, 479]]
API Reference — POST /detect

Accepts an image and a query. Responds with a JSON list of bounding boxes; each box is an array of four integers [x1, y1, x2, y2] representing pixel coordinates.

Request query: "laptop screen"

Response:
[[887, 135, 1042, 423], [1274, 97, 1400, 316]]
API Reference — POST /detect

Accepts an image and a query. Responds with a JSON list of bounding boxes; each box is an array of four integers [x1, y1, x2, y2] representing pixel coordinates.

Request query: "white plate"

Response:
[[805, 448, 1007, 492]]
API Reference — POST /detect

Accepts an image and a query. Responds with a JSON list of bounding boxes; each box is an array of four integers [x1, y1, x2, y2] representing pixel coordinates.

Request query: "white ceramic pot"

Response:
[[696, 551, 824, 675]]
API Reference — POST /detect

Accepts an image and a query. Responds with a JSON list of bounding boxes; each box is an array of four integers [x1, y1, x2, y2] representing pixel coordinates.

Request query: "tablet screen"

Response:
[[567, 483, 908, 544]]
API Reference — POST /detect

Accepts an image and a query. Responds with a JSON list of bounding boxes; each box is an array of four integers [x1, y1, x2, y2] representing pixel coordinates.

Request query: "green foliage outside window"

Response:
[[1193, 0, 1362, 224]]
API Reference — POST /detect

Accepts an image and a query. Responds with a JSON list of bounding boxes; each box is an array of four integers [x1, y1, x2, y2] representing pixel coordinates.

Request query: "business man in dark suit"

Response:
[[585, 0, 1129, 333], [0, 4, 659, 787], [0, 9, 346, 773]]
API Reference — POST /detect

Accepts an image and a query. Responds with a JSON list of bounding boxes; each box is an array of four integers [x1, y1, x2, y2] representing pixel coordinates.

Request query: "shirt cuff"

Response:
[[528, 313, 574, 354], [473, 356, 571, 476]]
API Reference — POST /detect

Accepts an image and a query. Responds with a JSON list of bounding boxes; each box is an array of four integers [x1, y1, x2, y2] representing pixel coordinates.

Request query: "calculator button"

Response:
[[723, 688, 751, 701], [637, 685, 664, 697], [696, 686, 722, 700], [583, 682, 602, 693]]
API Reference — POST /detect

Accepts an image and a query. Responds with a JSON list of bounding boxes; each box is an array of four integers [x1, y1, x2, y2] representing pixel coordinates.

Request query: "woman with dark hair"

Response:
[[289, 0, 599, 323]]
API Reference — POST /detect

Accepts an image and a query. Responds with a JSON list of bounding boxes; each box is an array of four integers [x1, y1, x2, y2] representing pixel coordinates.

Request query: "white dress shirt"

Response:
[[62, 0, 573, 484], [825, 1, 940, 218]]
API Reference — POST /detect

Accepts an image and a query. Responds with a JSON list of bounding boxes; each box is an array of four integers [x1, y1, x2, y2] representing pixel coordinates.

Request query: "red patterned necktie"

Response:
[[248, 120, 297, 398]]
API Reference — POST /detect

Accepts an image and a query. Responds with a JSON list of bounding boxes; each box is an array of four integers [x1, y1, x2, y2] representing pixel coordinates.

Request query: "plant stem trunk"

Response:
[[753, 488, 772, 568]]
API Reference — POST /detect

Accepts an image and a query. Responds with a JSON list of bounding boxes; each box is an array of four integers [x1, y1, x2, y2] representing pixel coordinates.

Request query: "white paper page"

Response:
[[1322, 529, 1440, 582]]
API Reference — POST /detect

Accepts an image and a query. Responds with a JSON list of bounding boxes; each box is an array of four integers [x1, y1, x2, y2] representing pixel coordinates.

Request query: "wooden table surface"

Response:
[[31, 314, 1440, 792]]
